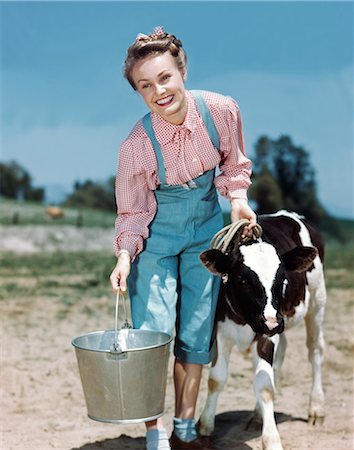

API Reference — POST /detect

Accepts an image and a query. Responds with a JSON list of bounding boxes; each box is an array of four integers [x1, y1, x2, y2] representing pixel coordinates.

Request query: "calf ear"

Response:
[[282, 246, 318, 272], [199, 249, 230, 276]]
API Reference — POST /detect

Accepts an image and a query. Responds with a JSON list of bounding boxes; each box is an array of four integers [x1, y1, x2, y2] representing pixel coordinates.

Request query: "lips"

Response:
[[156, 95, 174, 106]]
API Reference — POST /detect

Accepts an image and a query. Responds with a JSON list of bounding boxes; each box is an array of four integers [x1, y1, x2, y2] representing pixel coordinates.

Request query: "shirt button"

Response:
[[192, 158, 198, 163]]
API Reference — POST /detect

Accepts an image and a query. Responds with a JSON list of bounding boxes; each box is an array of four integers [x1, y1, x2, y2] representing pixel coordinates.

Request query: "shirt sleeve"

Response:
[[213, 97, 252, 199], [113, 138, 157, 260]]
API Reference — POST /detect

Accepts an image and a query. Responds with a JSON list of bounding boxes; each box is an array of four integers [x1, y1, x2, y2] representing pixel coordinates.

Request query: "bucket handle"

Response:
[[113, 289, 132, 352]]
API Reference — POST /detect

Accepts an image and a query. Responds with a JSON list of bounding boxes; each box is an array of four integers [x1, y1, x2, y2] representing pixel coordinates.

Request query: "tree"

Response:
[[249, 166, 282, 214], [0, 160, 44, 201], [250, 135, 327, 223], [64, 176, 116, 212]]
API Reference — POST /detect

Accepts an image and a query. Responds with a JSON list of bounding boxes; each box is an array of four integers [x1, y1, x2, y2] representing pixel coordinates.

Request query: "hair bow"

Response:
[[151, 26, 165, 37], [135, 32, 150, 41]]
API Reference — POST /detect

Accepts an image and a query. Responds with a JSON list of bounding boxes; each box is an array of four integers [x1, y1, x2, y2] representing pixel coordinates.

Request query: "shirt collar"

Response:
[[151, 90, 198, 145]]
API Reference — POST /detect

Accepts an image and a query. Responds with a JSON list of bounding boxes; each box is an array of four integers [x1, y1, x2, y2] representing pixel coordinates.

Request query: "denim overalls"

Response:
[[128, 91, 224, 364]]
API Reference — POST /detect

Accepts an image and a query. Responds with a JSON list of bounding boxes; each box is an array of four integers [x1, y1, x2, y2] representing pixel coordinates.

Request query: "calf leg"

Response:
[[305, 276, 326, 425], [251, 333, 287, 421], [273, 333, 287, 389], [198, 330, 234, 436], [253, 334, 283, 450]]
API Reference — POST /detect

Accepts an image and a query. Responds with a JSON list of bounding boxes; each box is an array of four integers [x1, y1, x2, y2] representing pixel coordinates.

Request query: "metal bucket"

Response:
[[72, 291, 172, 423]]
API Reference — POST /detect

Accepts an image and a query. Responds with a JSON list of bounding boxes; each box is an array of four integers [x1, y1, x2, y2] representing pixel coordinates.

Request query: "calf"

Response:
[[199, 211, 326, 450], [45, 206, 65, 219]]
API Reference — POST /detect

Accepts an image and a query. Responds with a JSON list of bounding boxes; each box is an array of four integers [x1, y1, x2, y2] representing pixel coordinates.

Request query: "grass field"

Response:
[[0, 239, 352, 304], [0, 198, 116, 227], [2, 197, 353, 237], [1, 198, 352, 297]]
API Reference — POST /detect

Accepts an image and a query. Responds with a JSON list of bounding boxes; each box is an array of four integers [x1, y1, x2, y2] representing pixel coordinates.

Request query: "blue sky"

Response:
[[1, 1, 353, 218]]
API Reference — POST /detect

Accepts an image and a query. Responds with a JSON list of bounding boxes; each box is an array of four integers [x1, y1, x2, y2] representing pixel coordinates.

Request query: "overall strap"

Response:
[[142, 113, 167, 184], [190, 90, 220, 151]]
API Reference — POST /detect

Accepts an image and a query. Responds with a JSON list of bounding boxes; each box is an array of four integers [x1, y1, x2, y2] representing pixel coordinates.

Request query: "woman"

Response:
[[110, 27, 256, 450]]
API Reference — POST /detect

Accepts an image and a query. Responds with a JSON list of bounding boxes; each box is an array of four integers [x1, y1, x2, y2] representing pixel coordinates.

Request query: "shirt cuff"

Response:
[[114, 232, 143, 261], [228, 189, 248, 200], [117, 249, 132, 260]]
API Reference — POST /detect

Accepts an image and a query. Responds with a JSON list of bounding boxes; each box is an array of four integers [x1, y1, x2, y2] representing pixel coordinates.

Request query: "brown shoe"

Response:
[[170, 432, 220, 450]]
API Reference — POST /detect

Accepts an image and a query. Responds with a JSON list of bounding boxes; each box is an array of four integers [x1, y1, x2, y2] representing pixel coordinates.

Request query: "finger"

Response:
[[110, 273, 120, 292], [242, 224, 252, 238], [119, 274, 127, 292], [249, 216, 257, 227]]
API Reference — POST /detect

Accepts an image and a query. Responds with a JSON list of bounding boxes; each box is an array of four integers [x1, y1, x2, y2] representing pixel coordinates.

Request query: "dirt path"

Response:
[[1, 276, 353, 450]]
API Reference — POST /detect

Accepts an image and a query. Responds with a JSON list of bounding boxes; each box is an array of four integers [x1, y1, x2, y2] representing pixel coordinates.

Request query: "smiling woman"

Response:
[[124, 29, 188, 125], [131, 53, 188, 125], [109, 26, 256, 450]]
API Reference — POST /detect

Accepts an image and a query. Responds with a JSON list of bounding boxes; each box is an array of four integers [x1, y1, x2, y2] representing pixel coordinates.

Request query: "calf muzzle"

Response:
[[263, 315, 284, 336]]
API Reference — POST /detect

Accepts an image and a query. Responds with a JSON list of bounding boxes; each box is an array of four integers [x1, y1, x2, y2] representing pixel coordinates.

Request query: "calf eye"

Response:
[[282, 279, 288, 297]]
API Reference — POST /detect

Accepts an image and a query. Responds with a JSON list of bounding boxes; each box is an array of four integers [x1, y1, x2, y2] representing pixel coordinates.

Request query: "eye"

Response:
[[237, 276, 246, 285], [160, 74, 171, 82], [282, 279, 288, 297], [141, 83, 151, 89]]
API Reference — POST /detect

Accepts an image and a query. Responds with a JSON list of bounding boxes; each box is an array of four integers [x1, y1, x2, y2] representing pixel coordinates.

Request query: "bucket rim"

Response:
[[71, 328, 173, 353], [87, 411, 164, 424]]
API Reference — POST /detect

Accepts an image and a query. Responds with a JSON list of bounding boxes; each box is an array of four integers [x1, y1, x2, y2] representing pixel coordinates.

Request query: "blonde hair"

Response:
[[123, 27, 187, 90]]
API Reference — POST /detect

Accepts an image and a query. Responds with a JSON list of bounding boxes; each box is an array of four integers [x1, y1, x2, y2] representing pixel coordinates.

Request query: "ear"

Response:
[[199, 249, 230, 276], [281, 246, 318, 273], [181, 68, 187, 82]]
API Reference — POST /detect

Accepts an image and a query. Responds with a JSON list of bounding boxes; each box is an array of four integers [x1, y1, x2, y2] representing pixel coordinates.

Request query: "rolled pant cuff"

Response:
[[174, 342, 216, 365]]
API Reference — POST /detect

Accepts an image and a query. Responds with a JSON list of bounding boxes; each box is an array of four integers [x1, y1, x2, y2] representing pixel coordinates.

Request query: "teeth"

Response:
[[157, 95, 173, 105]]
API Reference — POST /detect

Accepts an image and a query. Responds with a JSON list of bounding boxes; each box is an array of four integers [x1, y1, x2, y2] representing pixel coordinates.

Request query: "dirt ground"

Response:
[[1, 271, 353, 450]]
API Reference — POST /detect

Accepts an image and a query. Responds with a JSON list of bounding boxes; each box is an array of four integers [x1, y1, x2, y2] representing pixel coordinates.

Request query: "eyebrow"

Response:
[[137, 70, 169, 84]]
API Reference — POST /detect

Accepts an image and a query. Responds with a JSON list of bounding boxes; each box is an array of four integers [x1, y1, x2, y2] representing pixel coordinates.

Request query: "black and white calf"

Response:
[[199, 211, 326, 450]]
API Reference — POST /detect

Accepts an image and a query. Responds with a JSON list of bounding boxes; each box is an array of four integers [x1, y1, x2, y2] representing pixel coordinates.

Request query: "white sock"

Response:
[[146, 428, 171, 450]]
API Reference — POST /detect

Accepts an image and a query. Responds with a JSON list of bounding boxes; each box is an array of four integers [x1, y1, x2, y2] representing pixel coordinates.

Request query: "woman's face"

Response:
[[131, 52, 187, 125]]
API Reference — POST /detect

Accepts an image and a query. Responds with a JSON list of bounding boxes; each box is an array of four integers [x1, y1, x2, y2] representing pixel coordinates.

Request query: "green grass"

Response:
[[0, 238, 352, 304], [324, 240, 354, 271], [0, 252, 116, 301], [0, 251, 115, 275], [2, 199, 353, 239], [323, 238, 354, 289], [0, 198, 116, 227], [0, 251, 119, 322], [0, 200, 352, 298]]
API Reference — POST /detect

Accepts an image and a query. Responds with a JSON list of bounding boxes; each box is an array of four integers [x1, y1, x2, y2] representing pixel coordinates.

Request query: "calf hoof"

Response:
[[308, 412, 325, 425], [308, 402, 325, 425]]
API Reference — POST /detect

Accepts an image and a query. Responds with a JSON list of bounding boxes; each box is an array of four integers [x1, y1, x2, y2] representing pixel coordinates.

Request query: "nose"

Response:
[[155, 84, 166, 96], [265, 316, 279, 331]]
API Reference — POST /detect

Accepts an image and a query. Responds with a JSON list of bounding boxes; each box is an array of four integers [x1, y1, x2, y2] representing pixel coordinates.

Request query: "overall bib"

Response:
[[128, 91, 224, 364]]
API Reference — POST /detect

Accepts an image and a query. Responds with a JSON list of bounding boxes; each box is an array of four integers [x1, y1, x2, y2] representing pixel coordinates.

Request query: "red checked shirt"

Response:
[[114, 90, 252, 260]]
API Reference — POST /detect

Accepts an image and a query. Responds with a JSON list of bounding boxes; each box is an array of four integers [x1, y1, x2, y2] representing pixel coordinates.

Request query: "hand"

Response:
[[230, 198, 257, 237], [109, 253, 131, 292]]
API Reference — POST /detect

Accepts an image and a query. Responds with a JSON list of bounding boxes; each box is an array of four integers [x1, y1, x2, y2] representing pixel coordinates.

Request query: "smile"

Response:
[[156, 95, 174, 106]]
